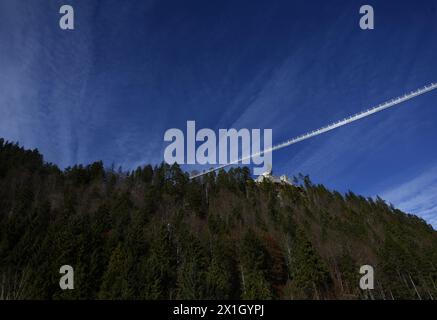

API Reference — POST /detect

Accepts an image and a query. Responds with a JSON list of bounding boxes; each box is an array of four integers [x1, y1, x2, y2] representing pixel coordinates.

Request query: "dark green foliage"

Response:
[[287, 228, 331, 299], [142, 226, 176, 299], [240, 230, 273, 299], [98, 244, 129, 299], [205, 239, 238, 299], [0, 140, 436, 300]]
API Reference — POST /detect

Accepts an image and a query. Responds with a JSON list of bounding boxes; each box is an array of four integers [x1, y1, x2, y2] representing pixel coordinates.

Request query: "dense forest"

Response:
[[0, 138, 436, 300]]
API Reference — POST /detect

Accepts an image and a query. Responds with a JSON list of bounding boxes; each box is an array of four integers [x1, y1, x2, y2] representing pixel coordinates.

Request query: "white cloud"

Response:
[[381, 165, 437, 228]]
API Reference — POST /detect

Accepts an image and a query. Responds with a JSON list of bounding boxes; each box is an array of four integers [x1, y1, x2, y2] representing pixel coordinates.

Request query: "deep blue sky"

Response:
[[1, 0, 437, 227]]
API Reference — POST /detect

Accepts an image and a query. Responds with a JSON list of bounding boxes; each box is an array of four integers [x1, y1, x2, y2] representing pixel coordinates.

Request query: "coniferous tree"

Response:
[[0, 141, 436, 300]]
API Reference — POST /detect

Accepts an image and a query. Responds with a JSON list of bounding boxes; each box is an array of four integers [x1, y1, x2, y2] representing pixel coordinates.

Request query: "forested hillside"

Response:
[[0, 138, 436, 300]]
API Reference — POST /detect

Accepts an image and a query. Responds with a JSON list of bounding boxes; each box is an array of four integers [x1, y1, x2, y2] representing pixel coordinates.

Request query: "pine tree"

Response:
[[98, 244, 129, 299], [142, 226, 176, 299], [288, 228, 331, 299], [240, 230, 272, 299]]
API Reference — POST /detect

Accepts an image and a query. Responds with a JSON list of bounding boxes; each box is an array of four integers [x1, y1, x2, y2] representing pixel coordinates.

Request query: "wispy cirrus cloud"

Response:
[[381, 165, 437, 228], [0, 2, 96, 168]]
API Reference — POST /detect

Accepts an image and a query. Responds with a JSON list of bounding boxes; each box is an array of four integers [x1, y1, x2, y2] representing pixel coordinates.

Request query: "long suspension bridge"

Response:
[[190, 83, 437, 179]]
